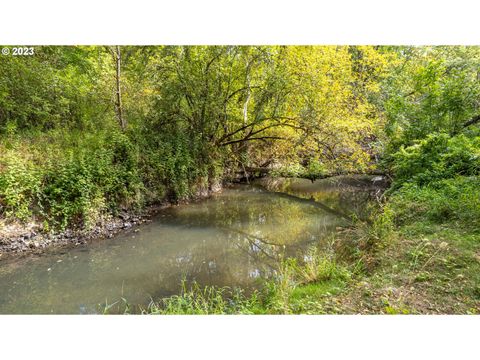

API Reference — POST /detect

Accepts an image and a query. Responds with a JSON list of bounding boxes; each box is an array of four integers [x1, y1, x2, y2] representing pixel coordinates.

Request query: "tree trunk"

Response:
[[115, 46, 125, 130], [239, 68, 252, 180]]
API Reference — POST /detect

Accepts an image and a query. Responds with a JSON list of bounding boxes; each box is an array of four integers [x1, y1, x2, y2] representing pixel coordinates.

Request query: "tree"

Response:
[[381, 46, 480, 152]]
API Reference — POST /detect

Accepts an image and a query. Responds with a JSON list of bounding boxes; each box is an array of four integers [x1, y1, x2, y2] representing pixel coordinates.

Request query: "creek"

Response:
[[0, 176, 384, 314]]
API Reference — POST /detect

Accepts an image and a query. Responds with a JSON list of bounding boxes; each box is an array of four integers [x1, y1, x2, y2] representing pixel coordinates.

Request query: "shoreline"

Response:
[[0, 184, 223, 260]]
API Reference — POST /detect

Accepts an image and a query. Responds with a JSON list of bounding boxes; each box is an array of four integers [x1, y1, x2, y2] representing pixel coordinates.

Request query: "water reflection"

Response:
[[254, 176, 384, 220], [0, 181, 379, 314]]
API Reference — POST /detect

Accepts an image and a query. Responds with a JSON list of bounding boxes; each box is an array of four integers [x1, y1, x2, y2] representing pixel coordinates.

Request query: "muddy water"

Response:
[[0, 178, 383, 314]]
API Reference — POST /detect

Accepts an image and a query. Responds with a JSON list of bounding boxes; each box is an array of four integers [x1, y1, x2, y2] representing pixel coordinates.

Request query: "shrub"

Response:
[[391, 132, 480, 187], [0, 153, 43, 220], [272, 159, 327, 180], [0, 130, 144, 230]]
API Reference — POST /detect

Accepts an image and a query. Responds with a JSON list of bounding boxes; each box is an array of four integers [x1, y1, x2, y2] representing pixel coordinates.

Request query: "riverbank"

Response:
[[0, 183, 223, 259], [0, 206, 157, 258]]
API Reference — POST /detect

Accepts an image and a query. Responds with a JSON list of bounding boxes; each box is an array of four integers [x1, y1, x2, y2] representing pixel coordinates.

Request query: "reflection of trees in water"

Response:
[[95, 217, 323, 305], [256, 177, 382, 220], [305, 189, 378, 220], [162, 187, 347, 247], [145, 233, 277, 301], [0, 221, 320, 313]]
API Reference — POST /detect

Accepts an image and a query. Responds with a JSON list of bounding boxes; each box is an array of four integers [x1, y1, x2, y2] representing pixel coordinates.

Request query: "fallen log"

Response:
[[233, 166, 389, 183]]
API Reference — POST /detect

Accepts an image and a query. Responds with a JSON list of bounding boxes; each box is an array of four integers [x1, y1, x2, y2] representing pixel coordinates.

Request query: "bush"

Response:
[[0, 123, 223, 230], [272, 159, 327, 180], [138, 126, 220, 201], [0, 153, 43, 221], [0, 130, 143, 230], [391, 132, 480, 187]]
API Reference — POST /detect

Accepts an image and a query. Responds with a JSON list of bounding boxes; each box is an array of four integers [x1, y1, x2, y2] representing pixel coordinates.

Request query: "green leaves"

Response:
[[391, 132, 480, 187], [388, 176, 480, 228], [0, 46, 109, 133], [383, 46, 480, 152], [2, 45, 480, 232], [0, 131, 143, 230], [0, 154, 42, 220]]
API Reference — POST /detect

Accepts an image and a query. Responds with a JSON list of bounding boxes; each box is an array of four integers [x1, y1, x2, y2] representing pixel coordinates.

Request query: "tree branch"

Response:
[[224, 86, 261, 103], [220, 136, 287, 146], [463, 114, 480, 129], [217, 116, 299, 144]]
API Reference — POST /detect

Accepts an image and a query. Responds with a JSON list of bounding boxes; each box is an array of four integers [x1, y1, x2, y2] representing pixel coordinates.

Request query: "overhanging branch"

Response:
[[220, 136, 287, 146]]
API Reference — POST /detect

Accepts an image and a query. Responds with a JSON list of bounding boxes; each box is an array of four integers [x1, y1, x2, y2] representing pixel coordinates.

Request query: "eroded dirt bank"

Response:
[[0, 183, 223, 259]]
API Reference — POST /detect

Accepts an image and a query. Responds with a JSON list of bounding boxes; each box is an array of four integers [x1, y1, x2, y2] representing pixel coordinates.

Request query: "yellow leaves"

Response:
[[263, 45, 387, 172]]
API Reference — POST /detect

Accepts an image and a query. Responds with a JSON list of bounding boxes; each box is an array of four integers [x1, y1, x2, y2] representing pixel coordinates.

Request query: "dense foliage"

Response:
[[391, 132, 480, 187]]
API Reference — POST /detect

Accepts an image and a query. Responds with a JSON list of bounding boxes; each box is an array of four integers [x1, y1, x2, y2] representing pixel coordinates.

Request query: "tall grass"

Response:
[[145, 281, 261, 315], [140, 247, 353, 315]]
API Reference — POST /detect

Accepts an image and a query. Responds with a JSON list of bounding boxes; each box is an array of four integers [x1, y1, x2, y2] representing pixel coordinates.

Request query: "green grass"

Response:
[[345, 224, 480, 314], [145, 282, 263, 315], [323, 175, 480, 314], [387, 176, 480, 229]]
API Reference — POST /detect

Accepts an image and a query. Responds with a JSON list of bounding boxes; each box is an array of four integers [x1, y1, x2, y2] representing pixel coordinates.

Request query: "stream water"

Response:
[[0, 176, 384, 314]]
